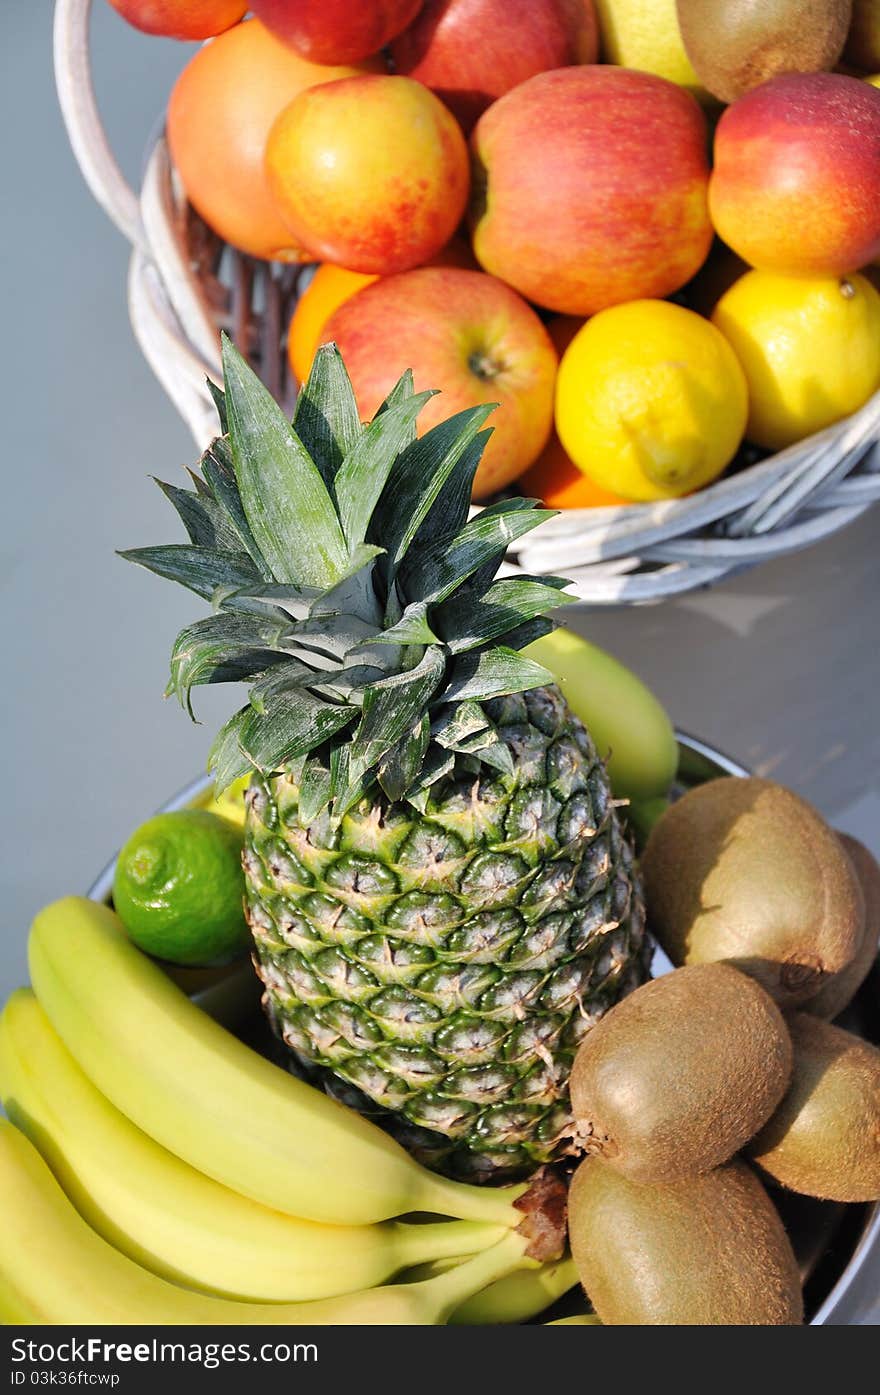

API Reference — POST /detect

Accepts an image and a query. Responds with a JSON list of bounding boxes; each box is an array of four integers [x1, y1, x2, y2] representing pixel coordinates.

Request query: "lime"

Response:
[[112, 810, 248, 967]]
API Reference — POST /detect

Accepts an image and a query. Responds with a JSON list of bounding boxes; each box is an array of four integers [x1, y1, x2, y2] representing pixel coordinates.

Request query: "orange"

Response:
[[288, 238, 478, 384], [167, 18, 381, 261], [289, 266, 378, 385], [518, 435, 630, 509]]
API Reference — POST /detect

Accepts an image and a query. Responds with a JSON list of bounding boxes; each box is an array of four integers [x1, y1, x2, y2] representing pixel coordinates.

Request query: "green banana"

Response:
[[626, 795, 672, 852], [403, 1253, 579, 1324], [28, 897, 525, 1228], [0, 990, 505, 1302], [526, 629, 678, 801], [451, 1256, 580, 1325], [0, 1121, 527, 1325]]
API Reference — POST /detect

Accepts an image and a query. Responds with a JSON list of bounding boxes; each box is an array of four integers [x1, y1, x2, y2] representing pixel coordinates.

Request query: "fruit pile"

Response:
[[107, 0, 880, 506], [569, 777, 880, 1324], [2, 339, 878, 1325]]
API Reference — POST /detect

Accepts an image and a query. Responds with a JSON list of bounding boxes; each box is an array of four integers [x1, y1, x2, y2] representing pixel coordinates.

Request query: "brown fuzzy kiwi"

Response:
[[568, 1156, 803, 1326], [805, 834, 880, 1021], [749, 1014, 880, 1202], [570, 963, 792, 1183], [641, 778, 864, 1008], [676, 0, 852, 104]]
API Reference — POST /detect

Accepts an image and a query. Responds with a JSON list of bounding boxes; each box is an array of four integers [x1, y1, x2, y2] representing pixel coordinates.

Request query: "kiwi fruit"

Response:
[[749, 1014, 880, 1202], [676, 0, 852, 104], [568, 1156, 803, 1325], [570, 963, 792, 1182], [805, 833, 880, 1020], [641, 777, 865, 1008]]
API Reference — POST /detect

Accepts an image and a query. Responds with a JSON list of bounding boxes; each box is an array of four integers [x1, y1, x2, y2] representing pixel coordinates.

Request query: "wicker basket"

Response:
[[55, 0, 880, 605]]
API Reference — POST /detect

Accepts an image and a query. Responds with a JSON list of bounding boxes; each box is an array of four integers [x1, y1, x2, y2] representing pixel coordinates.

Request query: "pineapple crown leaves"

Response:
[[120, 334, 573, 815]]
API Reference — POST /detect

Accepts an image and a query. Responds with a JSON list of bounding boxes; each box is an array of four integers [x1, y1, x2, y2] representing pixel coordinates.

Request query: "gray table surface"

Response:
[[2, 5, 879, 1318]]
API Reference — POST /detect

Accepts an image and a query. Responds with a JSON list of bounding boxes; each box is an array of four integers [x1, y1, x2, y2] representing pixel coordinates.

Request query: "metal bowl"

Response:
[[87, 733, 879, 1325]]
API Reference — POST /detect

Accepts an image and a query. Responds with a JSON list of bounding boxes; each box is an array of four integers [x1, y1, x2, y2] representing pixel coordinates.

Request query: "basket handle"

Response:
[[54, 0, 146, 250]]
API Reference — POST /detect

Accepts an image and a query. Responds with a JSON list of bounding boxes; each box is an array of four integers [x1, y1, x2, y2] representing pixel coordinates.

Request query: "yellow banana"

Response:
[[0, 1121, 528, 1325], [0, 990, 505, 1303], [28, 898, 525, 1228]]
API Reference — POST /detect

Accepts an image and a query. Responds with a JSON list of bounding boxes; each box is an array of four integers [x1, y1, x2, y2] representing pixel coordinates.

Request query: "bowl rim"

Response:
[[86, 731, 878, 1326]]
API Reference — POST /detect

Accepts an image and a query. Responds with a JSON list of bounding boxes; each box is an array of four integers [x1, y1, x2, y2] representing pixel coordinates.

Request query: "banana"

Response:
[[0, 990, 505, 1302], [28, 898, 525, 1228], [526, 629, 678, 801], [0, 1121, 528, 1325], [402, 1253, 579, 1324], [451, 1256, 580, 1325]]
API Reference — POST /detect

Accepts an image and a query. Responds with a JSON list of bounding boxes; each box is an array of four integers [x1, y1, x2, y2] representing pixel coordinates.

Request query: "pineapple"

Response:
[[122, 337, 649, 1180]]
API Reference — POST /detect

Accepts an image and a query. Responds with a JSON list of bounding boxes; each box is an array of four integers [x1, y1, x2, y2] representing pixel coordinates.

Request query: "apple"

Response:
[[470, 66, 712, 315], [390, 0, 599, 132], [107, 0, 246, 38], [319, 267, 558, 499], [250, 0, 422, 63], [266, 75, 470, 275], [709, 73, 880, 276]]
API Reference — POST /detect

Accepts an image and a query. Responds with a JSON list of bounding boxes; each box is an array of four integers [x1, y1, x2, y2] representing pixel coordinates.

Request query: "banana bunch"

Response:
[[0, 895, 548, 1325], [0, 1123, 527, 1325]]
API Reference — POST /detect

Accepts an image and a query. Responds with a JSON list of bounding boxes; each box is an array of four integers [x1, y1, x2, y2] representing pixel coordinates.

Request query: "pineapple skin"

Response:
[[244, 686, 650, 1181]]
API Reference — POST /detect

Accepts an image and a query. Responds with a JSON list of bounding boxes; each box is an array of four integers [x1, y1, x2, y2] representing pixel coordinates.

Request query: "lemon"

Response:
[[593, 0, 706, 98], [555, 300, 749, 502], [712, 271, 880, 452], [113, 810, 248, 967]]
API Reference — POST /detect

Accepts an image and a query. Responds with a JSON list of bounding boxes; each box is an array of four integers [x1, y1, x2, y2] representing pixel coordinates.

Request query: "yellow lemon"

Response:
[[593, 0, 706, 99], [712, 270, 880, 452], [555, 300, 748, 502]]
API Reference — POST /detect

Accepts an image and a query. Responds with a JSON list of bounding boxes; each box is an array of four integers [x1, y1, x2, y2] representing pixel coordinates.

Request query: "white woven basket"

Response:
[[55, 0, 880, 605]]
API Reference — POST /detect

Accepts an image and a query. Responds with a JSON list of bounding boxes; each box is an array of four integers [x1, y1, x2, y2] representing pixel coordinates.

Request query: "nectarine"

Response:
[[319, 267, 557, 498], [709, 73, 880, 276], [251, 0, 422, 63], [266, 75, 470, 275], [470, 67, 713, 315], [287, 238, 476, 384], [107, 0, 246, 39], [390, 0, 599, 132]]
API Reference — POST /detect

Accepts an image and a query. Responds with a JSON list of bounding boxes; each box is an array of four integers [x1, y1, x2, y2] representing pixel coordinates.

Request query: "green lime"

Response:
[[112, 810, 248, 967]]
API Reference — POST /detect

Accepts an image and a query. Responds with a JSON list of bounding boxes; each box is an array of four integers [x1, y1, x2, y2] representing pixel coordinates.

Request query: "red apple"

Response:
[[107, 0, 246, 38], [319, 267, 558, 498], [709, 73, 880, 276], [470, 66, 713, 316], [250, 0, 422, 63], [266, 75, 470, 274], [390, 0, 599, 133]]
